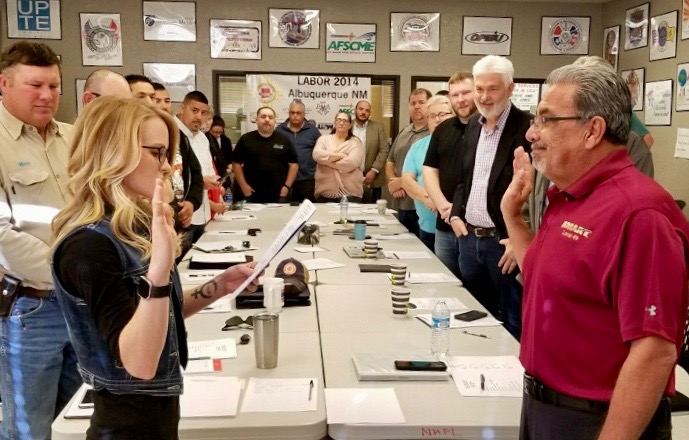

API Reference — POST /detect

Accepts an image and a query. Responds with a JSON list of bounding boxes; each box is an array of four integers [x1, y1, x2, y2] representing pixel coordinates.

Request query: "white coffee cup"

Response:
[[262, 277, 284, 313], [376, 199, 388, 215]]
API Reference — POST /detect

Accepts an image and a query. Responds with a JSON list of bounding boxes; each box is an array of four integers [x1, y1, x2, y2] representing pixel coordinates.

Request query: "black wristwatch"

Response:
[[283, 184, 291, 191], [136, 276, 172, 300]]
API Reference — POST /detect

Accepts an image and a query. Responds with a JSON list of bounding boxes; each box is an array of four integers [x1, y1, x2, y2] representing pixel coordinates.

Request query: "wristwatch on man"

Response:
[[136, 276, 172, 300], [283, 184, 291, 191]]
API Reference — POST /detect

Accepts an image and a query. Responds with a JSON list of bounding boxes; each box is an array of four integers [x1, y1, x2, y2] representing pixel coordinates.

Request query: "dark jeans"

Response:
[[458, 231, 522, 340], [520, 391, 672, 440], [291, 179, 315, 202], [434, 229, 461, 280], [370, 187, 382, 203], [398, 209, 420, 237], [419, 230, 435, 253]]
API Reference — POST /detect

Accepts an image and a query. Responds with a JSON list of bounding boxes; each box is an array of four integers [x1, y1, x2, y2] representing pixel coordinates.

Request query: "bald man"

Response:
[[81, 69, 130, 107]]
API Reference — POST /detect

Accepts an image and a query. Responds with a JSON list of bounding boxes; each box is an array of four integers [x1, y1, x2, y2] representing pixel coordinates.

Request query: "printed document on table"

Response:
[[410, 297, 468, 310], [241, 378, 318, 412], [371, 232, 415, 240], [416, 314, 502, 329], [302, 258, 346, 271], [382, 251, 432, 260], [407, 273, 461, 284], [293, 245, 328, 253], [444, 356, 524, 397], [214, 213, 257, 222], [181, 376, 241, 417], [190, 252, 247, 264], [230, 200, 316, 298], [324, 388, 405, 424], [188, 338, 237, 359], [205, 230, 249, 236], [193, 240, 258, 252]]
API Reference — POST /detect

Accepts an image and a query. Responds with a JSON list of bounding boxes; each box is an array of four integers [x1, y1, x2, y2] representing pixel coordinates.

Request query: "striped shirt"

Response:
[[465, 105, 511, 228]]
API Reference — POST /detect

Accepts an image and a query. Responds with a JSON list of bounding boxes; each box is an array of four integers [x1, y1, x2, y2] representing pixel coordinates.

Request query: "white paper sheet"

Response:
[[383, 251, 432, 260], [181, 376, 242, 417], [240, 203, 268, 211], [188, 338, 237, 360], [302, 258, 346, 271], [406, 273, 461, 284], [241, 378, 318, 412], [180, 270, 223, 284], [324, 388, 405, 424], [64, 385, 94, 419], [675, 128, 689, 160], [444, 356, 524, 397], [214, 213, 257, 222], [183, 358, 222, 374], [362, 207, 397, 215], [197, 298, 234, 314], [410, 297, 468, 310], [191, 252, 247, 263], [205, 230, 249, 236], [371, 232, 415, 240], [293, 245, 328, 253], [416, 314, 502, 329]]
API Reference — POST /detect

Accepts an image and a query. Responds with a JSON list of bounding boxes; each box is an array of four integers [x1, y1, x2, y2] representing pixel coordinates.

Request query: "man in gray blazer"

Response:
[[353, 100, 389, 202]]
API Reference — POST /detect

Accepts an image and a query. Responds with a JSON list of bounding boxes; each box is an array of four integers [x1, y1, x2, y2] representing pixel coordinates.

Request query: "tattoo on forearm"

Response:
[[191, 280, 218, 300]]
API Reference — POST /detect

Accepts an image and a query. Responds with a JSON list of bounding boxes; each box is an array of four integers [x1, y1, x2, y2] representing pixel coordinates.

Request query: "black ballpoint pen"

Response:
[[308, 379, 314, 401], [480, 374, 485, 391]]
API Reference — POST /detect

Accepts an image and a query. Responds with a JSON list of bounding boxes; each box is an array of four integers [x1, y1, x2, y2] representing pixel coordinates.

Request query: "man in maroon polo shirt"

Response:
[[501, 62, 689, 439]]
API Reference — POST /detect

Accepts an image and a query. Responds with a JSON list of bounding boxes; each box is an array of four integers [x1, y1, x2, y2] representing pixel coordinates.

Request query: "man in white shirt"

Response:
[[174, 91, 222, 243]]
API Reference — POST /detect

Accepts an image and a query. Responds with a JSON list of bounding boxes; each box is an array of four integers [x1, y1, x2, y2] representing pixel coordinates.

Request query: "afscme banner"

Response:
[[245, 74, 371, 134]]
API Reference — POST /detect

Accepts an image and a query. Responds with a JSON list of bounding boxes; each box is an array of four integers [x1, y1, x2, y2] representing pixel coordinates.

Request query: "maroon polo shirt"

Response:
[[521, 149, 689, 401]]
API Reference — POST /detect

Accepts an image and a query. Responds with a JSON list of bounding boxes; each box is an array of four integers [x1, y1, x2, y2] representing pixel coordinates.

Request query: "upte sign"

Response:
[[16, 0, 52, 31]]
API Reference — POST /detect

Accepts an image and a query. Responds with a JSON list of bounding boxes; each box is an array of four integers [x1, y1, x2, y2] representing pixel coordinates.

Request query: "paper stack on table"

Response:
[[416, 313, 502, 329], [241, 378, 318, 412], [444, 356, 524, 398], [188, 338, 238, 360], [181, 376, 242, 417], [302, 258, 346, 271], [324, 388, 405, 424]]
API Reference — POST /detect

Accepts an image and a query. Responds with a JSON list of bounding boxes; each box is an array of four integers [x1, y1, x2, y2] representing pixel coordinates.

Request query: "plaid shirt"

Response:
[[465, 104, 511, 227]]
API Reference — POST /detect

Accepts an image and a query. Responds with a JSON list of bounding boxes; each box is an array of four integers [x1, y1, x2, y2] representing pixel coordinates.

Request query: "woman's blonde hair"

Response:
[[52, 96, 179, 258]]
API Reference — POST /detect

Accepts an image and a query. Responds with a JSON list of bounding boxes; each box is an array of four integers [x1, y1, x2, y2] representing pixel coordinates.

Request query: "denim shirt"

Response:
[[51, 221, 186, 396]]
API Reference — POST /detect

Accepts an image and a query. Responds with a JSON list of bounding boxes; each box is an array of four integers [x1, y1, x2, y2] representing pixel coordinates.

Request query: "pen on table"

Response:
[[188, 274, 213, 278], [308, 379, 314, 401], [480, 374, 485, 391], [189, 356, 211, 361], [462, 330, 490, 339]]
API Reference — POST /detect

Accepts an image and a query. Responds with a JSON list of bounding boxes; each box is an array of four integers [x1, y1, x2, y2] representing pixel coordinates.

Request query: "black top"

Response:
[[423, 116, 467, 232], [57, 230, 179, 438], [450, 104, 532, 237], [233, 130, 298, 203]]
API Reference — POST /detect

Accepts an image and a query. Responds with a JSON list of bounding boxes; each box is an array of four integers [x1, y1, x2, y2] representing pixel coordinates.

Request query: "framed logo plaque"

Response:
[[390, 12, 440, 52], [540, 16, 590, 55]]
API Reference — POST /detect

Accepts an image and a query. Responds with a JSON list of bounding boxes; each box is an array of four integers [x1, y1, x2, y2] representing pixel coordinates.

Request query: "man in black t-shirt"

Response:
[[233, 107, 298, 203], [422, 71, 477, 279]]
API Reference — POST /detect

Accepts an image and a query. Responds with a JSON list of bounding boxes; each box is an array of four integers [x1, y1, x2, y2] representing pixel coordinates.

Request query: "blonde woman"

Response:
[[312, 111, 365, 202], [51, 96, 259, 439]]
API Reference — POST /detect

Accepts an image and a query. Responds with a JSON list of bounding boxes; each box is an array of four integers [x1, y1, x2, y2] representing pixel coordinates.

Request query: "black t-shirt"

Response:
[[233, 130, 298, 203], [423, 116, 467, 231], [57, 230, 179, 438]]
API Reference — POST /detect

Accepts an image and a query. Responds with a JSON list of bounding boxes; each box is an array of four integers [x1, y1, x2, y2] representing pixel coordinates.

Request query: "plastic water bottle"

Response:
[[223, 188, 233, 210], [431, 300, 450, 356], [339, 194, 349, 223]]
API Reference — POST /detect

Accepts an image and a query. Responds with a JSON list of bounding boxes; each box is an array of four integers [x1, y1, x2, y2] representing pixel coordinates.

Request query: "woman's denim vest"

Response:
[[52, 221, 186, 396]]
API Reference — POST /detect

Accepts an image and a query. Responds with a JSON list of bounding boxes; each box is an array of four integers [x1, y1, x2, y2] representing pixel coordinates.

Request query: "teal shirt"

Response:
[[402, 136, 436, 233], [630, 112, 649, 137]]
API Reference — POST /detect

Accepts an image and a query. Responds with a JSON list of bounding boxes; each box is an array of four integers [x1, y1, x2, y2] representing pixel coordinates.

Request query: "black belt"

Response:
[[18, 286, 51, 299], [467, 224, 497, 238], [524, 374, 609, 413]]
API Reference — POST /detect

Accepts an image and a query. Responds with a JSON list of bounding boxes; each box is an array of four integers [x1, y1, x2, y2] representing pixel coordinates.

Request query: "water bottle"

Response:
[[223, 188, 233, 210], [431, 300, 450, 357], [339, 194, 349, 223]]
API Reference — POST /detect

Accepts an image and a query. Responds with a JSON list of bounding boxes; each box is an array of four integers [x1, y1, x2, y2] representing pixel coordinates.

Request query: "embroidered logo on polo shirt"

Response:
[[560, 221, 592, 241], [646, 305, 657, 317], [273, 144, 284, 150]]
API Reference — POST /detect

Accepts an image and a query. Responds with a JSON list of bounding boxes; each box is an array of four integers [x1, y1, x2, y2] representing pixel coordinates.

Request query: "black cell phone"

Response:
[[454, 310, 488, 321], [78, 389, 95, 409], [394, 360, 447, 371]]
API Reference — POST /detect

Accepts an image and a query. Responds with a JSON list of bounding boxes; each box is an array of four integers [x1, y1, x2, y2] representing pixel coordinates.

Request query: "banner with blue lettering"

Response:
[[7, 0, 61, 39], [245, 74, 371, 134]]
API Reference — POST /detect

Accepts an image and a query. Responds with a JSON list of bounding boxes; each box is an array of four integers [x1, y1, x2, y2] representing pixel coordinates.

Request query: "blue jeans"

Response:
[[0, 293, 81, 439], [434, 229, 461, 279], [418, 230, 435, 253], [458, 232, 522, 340], [398, 209, 419, 237]]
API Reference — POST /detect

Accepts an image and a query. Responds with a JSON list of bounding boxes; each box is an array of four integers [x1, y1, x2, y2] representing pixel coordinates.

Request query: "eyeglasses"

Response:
[[335, 118, 350, 124], [222, 315, 253, 330], [428, 112, 453, 120], [530, 115, 583, 128], [142, 146, 168, 163]]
